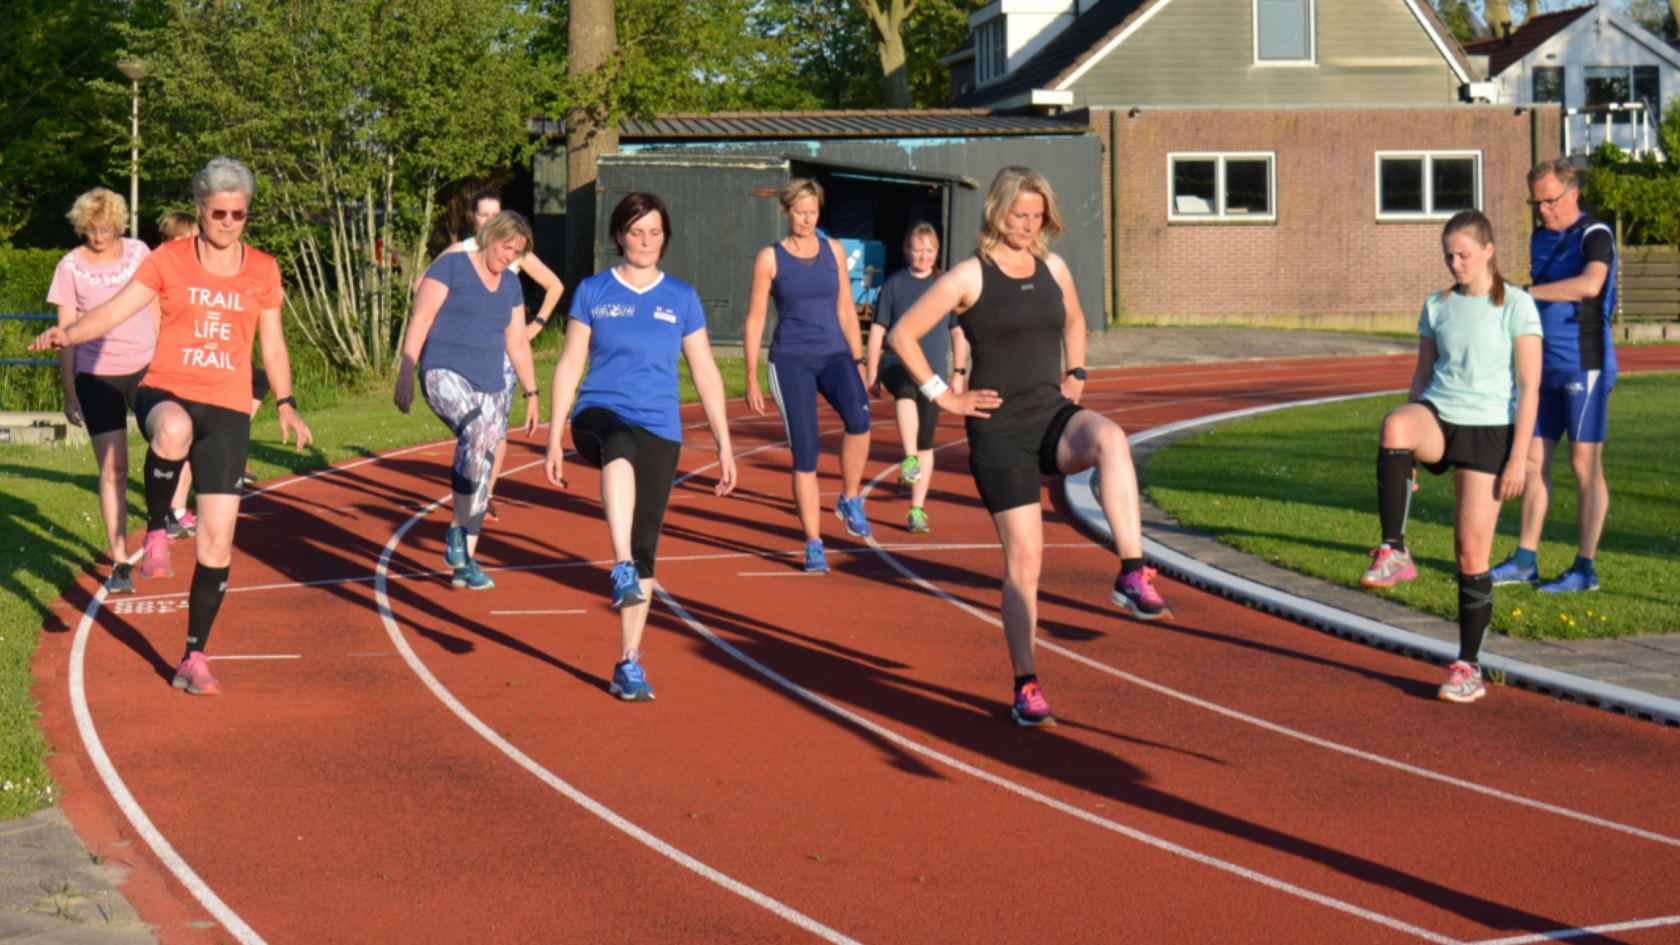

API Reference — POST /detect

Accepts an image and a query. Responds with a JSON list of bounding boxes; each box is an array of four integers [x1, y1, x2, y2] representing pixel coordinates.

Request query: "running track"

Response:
[[34, 349, 1680, 944]]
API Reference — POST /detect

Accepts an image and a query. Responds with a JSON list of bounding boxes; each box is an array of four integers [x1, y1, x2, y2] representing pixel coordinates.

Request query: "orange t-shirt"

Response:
[[134, 239, 284, 413]]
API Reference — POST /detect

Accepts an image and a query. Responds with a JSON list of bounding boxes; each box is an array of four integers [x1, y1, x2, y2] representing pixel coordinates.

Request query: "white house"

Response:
[[1463, 2, 1680, 157]]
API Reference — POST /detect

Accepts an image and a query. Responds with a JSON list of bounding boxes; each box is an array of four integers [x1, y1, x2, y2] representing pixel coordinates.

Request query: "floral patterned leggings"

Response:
[[422, 367, 511, 526]]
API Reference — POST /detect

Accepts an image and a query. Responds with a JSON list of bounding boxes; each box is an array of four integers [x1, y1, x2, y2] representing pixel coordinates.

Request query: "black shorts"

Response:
[[966, 402, 1085, 515], [879, 363, 939, 452], [1419, 401, 1513, 477], [250, 366, 271, 405], [133, 387, 252, 495], [570, 407, 683, 579], [73, 368, 146, 436]]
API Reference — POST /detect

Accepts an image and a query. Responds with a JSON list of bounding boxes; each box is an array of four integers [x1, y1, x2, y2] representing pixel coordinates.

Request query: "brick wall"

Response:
[[1096, 106, 1564, 329]]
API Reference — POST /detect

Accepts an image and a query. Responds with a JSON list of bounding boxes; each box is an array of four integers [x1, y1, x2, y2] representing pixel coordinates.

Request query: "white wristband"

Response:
[[918, 375, 950, 401]]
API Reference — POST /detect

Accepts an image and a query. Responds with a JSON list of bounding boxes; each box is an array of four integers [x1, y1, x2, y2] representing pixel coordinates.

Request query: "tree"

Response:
[[855, 0, 917, 109], [134, 0, 537, 372], [563, 0, 617, 297], [1621, 0, 1678, 40], [1432, 0, 1481, 45]]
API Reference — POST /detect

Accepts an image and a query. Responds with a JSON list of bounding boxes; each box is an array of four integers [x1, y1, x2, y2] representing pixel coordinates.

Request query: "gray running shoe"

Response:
[[108, 563, 136, 596], [1359, 545, 1417, 588], [1437, 661, 1486, 703]]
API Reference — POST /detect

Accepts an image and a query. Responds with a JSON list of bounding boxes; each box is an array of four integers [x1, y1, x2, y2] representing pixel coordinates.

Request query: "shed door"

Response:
[[595, 155, 789, 343]]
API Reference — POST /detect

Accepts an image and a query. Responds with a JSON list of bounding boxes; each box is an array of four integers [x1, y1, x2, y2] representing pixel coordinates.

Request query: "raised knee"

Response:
[[1379, 414, 1408, 448]]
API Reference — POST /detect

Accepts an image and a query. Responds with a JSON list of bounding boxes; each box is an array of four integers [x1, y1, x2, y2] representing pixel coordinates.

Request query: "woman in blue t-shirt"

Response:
[[1364, 210, 1542, 704], [394, 211, 542, 591], [744, 178, 873, 574], [546, 192, 738, 702]]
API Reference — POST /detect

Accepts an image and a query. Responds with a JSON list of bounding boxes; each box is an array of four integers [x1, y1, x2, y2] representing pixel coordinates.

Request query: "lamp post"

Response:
[[116, 60, 146, 238]]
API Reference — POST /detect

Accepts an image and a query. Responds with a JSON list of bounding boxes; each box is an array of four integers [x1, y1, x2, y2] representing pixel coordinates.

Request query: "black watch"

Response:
[[524, 389, 541, 398], [953, 368, 968, 376], [854, 357, 866, 365], [1064, 367, 1087, 381], [275, 396, 298, 410]]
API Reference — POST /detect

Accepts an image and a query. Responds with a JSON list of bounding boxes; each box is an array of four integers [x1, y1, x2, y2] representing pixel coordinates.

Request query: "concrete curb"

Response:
[[1063, 394, 1680, 729]]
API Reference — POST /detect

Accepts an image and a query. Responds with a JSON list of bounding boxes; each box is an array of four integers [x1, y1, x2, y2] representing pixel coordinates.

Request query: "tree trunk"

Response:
[[858, 0, 915, 110], [566, 0, 619, 297], [1484, 0, 1510, 33]]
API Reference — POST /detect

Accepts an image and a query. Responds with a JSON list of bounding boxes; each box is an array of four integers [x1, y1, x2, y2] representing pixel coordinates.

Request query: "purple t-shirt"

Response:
[[46, 238, 157, 375]]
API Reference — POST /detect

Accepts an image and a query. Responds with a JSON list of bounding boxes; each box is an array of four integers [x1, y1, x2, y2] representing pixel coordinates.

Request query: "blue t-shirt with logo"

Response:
[[569, 268, 708, 443]]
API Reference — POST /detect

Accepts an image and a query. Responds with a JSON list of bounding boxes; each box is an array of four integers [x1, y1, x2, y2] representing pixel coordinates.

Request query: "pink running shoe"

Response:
[[1012, 680, 1056, 727], [166, 508, 197, 539], [1360, 545, 1417, 588], [1112, 566, 1173, 621], [1437, 661, 1485, 704], [139, 529, 173, 580], [172, 652, 221, 696]]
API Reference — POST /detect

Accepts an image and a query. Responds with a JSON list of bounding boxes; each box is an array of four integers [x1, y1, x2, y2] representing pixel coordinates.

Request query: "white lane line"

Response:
[[738, 572, 822, 577], [206, 654, 302, 661], [70, 557, 267, 945], [490, 610, 586, 615], [1471, 914, 1680, 944], [373, 458, 861, 945], [652, 583, 1459, 945], [856, 399, 1680, 851]]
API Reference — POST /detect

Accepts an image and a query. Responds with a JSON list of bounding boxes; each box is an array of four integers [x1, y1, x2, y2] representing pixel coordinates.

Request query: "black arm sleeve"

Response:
[[1582, 229, 1615, 267]]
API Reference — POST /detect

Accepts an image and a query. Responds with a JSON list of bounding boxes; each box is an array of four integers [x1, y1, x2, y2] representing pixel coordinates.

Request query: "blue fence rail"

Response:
[[0, 315, 60, 366]]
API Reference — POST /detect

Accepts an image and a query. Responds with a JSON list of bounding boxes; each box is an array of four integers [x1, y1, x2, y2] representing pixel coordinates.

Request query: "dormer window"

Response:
[[1254, 0, 1315, 65], [976, 18, 1007, 84]]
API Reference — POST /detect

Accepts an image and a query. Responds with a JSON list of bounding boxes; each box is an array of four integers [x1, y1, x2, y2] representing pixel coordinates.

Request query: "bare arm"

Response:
[[257, 303, 313, 450], [544, 318, 593, 488], [1498, 335, 1544, 501], [829, 239, 863, 362], [30, 281, 157, 352], [56, 304, 80, 426], [865, 323, 887, 394], [683, 328, 738, 497], [1047, 254, 1087, 404], [1527, 261, 1608, 304], [519, 252, 564, 341], [744, 247, 776, 414], [505, 305, 540, 437], [393, 275, 449, 414], [887, 259, 998, 419], [1408, 337, 1438, 402], [950, 324, 970, 395]]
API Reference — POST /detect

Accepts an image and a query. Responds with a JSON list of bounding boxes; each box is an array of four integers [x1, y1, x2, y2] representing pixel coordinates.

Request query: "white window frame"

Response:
[[1166, 152, 1278, 222], [1373, 151, 1483, 221], [975, 19, 1007, 85], [1252, 0, 1316, 67]]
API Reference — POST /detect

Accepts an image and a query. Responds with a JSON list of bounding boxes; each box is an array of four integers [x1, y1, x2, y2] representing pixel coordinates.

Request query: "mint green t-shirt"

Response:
[[1417, 284, 1542, 426]]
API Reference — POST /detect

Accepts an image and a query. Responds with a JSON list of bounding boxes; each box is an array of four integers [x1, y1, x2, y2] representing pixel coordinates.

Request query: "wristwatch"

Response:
[[1064, 367, 1087, 381], [275, 396, 298, 410], [953, 368, 968, 376]]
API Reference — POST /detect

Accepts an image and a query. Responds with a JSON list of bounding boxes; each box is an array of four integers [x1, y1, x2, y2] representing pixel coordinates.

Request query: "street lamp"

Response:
[[116, 59, 146, 238]]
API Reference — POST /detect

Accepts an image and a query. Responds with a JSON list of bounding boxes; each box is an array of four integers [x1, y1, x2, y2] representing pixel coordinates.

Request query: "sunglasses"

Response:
[[205, 209, 248, 222]]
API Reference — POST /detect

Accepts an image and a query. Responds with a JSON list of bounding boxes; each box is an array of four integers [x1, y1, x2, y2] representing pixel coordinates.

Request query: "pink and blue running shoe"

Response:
[[1112, 566, 1173, 621], [1012, 679, 1056, 727]]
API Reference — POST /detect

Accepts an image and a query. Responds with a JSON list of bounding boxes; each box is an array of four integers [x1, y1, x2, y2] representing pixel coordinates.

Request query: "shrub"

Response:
[[0, 247, 67, 412]]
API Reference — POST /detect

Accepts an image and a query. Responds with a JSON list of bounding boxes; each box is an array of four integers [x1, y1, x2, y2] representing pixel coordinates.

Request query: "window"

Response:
[[1635, 65, 1661, 125], [1533, 66, 1564, 104], [1375, 152, 1481, 219], [1255, 0, 1313, 64], [1169, 153, 1276, 221], [976, 19, 1006, 84], [1585, 66, 1633, 122]]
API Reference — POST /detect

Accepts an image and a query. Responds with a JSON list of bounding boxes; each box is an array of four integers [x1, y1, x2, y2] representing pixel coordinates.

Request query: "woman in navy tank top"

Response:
[[887, 167, 1171, 729], [744, 178, 874, 574]]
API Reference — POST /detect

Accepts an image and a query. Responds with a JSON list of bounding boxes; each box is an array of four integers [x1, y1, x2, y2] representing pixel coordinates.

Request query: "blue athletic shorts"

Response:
[[1535, 370, 1612, 444], [767, 349, 870, 473]]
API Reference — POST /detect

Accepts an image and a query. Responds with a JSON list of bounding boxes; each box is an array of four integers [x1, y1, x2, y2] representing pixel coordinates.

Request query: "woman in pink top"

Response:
[[48, 188, 158, 594]]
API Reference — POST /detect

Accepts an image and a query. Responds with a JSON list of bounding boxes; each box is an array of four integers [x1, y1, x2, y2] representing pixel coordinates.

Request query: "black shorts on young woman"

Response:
[[570, 406, 683, 580], [73, 368, 147, 436], [1419, 401, 1513, 477], [966, 402, 1086, 515], [133, 387, 252, 495], [879, 363, 940, 452]]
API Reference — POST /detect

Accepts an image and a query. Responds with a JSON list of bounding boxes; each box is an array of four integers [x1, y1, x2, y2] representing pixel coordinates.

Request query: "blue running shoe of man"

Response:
[[610, 649, 655, 701], [804, 539, 829, 574], [444, 526, 469, 569], [1489, 556, 1540, 587], [1540, 568, 1599, 594], [610, 560, 646, 610], [835, 496, 872, 538]]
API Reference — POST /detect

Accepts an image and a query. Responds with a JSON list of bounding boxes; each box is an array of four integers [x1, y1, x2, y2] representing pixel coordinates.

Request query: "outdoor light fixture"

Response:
[[117, 60, 147, 237]]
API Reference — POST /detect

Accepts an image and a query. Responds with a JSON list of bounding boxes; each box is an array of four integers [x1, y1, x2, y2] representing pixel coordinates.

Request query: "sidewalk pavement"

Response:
[[0, 809, 153, 942]]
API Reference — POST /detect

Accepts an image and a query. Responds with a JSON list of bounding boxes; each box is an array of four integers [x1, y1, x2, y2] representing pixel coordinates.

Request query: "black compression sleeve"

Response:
[[1377, 448, 1414, 550], [144, 451, 187, 533], [1457, 571, 1494, 664], [1582, 228, 1615, 266], [186, 563, 231, 655]]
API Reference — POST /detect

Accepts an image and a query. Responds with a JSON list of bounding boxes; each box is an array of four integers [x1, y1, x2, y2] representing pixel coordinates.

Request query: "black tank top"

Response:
[[961, 253, 1070, 432]]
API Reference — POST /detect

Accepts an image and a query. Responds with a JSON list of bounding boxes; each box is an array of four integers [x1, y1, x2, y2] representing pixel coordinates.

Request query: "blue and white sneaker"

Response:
[[835, 496, 872, 538], [610, 649, 655, 702], [444, 526, 469, 569], [1490, 556, 1541, 587], [610, 561, 646, 610], [803, 539, 829, 574], [452, 558, 495, 590], [1540, 568, 1599, 594]]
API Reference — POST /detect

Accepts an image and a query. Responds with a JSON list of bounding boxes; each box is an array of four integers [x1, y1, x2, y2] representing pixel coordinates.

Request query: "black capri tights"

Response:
[[571, 407, 683, 580]]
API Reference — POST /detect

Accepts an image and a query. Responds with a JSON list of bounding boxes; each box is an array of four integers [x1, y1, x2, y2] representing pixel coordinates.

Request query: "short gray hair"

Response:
[[191, 156, 256, 203]]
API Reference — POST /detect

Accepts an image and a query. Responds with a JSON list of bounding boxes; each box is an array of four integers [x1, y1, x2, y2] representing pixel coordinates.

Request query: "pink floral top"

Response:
[[46, 237, 157, 375]]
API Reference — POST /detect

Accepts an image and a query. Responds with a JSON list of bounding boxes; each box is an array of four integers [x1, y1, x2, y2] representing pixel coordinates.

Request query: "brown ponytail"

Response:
[[1442, 210, 1505, 306]]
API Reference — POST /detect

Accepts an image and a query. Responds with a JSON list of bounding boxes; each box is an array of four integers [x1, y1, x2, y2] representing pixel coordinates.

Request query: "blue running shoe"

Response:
[[610, 560, 646, 610], [835, 496, 872, 538], [610, 649, 655, 701], [1490, 556, 1541, 587], [804, 539, 829, 574], [452, 558, 495, 590], [444, 526, 469, 569], [1540, 568, 1599, 594]]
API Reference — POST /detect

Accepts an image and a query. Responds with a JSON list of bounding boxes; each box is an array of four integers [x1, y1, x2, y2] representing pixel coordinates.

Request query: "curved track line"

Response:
[[649, 584, 1460, 944], [854, 399, 1680, 851], [70, 564, 267, 945], [372, 457, 863, 945], [1471, 914, 1680, 944]]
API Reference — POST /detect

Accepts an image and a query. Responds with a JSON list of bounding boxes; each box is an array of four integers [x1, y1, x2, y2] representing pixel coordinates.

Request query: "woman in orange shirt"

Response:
[[33, 156, 312, 697]]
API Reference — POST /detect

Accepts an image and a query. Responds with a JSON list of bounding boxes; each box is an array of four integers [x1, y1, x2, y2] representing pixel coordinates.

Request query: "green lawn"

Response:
[[1143, 372, 1680, 640], [0, 353, 745, 819]]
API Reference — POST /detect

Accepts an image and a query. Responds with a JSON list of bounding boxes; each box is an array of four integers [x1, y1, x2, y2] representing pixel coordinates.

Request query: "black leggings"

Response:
[[571, 407, 683, 580]]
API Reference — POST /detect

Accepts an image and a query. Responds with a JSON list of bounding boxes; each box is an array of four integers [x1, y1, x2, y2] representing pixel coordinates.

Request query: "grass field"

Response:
[[0, 353, 744, 819], [1142, 371, 1680, 641]]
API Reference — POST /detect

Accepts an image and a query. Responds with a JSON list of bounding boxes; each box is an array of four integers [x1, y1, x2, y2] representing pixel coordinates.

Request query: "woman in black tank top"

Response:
[[886, 167, 1171, 729]]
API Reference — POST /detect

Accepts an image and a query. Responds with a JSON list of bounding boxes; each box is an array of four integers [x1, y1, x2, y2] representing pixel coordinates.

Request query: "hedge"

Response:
[[0, 247, 68, 413]]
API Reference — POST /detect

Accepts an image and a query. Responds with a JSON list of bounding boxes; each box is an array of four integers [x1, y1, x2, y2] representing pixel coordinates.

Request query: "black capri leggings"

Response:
[[880, 363, 939, 452], [571, 407, 683, 580]]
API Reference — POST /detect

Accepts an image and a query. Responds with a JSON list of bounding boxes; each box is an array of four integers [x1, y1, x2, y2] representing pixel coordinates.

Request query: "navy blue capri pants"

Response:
[[767, 350, 871, 473]]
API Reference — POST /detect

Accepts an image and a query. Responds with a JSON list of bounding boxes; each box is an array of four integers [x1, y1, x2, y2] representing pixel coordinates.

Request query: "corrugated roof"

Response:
[[1462, 5, 1594, 78], [614, 109, 1087, 139]]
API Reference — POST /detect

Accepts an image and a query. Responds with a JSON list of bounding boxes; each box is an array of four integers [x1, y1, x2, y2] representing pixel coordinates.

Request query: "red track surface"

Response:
[[34, 349, 1680, 945]]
